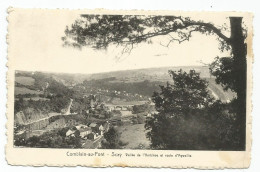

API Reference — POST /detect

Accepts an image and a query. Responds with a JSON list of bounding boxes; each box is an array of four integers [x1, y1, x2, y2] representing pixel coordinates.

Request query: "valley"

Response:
[[13, 66, 236, 149]]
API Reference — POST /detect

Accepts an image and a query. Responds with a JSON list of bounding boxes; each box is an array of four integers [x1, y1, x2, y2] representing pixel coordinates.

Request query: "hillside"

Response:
[[85, 66, 212, 82], [15, 66, 236, 103], [14, 66, 236, 149], [81, 66, 235, 102], [14, 71, 74, 125]]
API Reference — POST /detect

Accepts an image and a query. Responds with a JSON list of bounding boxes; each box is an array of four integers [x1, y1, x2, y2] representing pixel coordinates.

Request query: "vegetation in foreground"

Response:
[[146, 70, 241, 150]]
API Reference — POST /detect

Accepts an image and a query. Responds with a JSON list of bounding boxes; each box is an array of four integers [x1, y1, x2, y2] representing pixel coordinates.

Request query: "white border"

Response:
[[1, 0, 259, 171]]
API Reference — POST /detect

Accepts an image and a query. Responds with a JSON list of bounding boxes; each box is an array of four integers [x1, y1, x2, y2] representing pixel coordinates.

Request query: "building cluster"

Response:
[[80, 94, 111, 119], [81, 94, 142, 119], [84, 87, 149, 102], [106, 105, 131, 111], [66, 122, 108, 141]]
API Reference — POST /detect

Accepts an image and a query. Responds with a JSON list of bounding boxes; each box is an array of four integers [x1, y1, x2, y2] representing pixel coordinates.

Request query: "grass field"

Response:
[[16, 76, 35, 86], [15, 86, 42, 95], [117, 124, 150, 149], [15, 97, 50, 101]]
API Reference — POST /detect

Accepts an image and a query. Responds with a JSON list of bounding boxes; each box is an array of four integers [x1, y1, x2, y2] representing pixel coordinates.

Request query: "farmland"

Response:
[[15, 76, 35, 86], [14, 87, 42, 95], [117, 124, 150, 149], [19, 97, 50, 101]]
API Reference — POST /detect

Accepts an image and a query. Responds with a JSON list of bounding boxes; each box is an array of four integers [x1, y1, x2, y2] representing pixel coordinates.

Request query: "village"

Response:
[[62, 93, 154, 149], [65, 122, 108, 148], [14, 89, 155, 149]]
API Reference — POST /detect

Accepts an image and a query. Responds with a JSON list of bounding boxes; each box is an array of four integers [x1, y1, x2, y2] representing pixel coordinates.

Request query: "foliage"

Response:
[[132, 114, 146, 124], [118, 140, 129, 147], [70, 97, 90, 114], [62, 15, 246, 101], [145, 70, 240, 150], [14, 128, 82, 148], [62, 15, 230, 53], [153, 70, 213, 115], [14, 72, 74, 116], [101, 127, 120, 149], [83, 78, 161, 97], [132, 104, 153, 114], [62, 16, 247, 150], [18, 72, 75, 98], [209, 52, 246, 150], [209, 56, 236, 92], [111, 110, 122, 116], [14, 95, 71, 114]]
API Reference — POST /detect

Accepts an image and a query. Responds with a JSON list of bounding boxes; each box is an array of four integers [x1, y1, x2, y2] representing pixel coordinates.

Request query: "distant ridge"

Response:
[[16, 65, 211, 84], [85, 65, 211, 82]]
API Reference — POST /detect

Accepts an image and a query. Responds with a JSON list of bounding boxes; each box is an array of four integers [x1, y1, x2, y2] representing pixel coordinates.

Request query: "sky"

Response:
[[9, 10, 235, 74]]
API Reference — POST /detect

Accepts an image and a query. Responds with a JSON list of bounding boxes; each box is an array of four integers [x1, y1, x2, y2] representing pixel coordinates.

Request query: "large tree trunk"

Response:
[[229, 17, 247, 150]]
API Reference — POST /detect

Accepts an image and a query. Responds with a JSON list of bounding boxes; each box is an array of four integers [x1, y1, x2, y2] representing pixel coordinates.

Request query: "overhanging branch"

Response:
[[113, 21, 231, 46], [64, 15, 232, 50], [186, 22, 231, 43]]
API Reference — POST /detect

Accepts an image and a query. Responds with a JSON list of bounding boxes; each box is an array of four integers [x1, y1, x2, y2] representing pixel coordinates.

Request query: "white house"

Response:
[[79, 127, 92, 138], [66, 129, 75, 137], [75, 124, 88, 130]]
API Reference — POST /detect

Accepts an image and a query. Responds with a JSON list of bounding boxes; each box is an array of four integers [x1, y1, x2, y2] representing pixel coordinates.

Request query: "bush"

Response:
[[118, 140, 129, 147], [145, 70, 238, 150]]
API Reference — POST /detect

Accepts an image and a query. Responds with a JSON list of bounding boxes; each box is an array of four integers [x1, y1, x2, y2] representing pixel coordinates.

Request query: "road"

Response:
[[24, 99, 74, 125], [24, 112, 60, 125]]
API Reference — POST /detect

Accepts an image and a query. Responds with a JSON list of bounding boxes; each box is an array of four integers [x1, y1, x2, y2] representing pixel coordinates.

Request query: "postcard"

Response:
[[6, 8, 253, 168]]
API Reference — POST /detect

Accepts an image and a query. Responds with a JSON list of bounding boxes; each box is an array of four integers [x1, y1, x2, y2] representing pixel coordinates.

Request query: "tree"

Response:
[[145, 70, 238, 150], [132, 104, 150, 114], [153, 70, 214, 114], [14, 97, 24, 113], [209, 55, 246, 149], [102, 127, 120, 149], [63, 15, 248, 149]]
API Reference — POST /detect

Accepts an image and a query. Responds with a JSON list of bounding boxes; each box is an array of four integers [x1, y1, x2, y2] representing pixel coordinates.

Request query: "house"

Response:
[[97, 124, 104, 135], [79, 127, 92, 138], [89, 122, 97, 128], [107, 106, 114, 111], [89, 123, 104, 135], [75, 124, 88, 130], [66, 129, 75, 137], [146, 113, 152, 117], [121, 107, 128, 111], [87, 132, 98, 140], [115, 106, 122, 111], [150, 111, 159, 115]]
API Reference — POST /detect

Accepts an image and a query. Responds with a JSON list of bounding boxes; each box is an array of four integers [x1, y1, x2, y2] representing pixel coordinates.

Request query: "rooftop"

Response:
[[89, 123, 97, 127]]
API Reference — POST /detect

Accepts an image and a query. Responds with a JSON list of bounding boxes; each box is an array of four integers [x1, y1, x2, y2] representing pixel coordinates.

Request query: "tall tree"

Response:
[[62, 15, 247, 149], [145, 70, 238, 150], [102, 127, 120, 149]]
